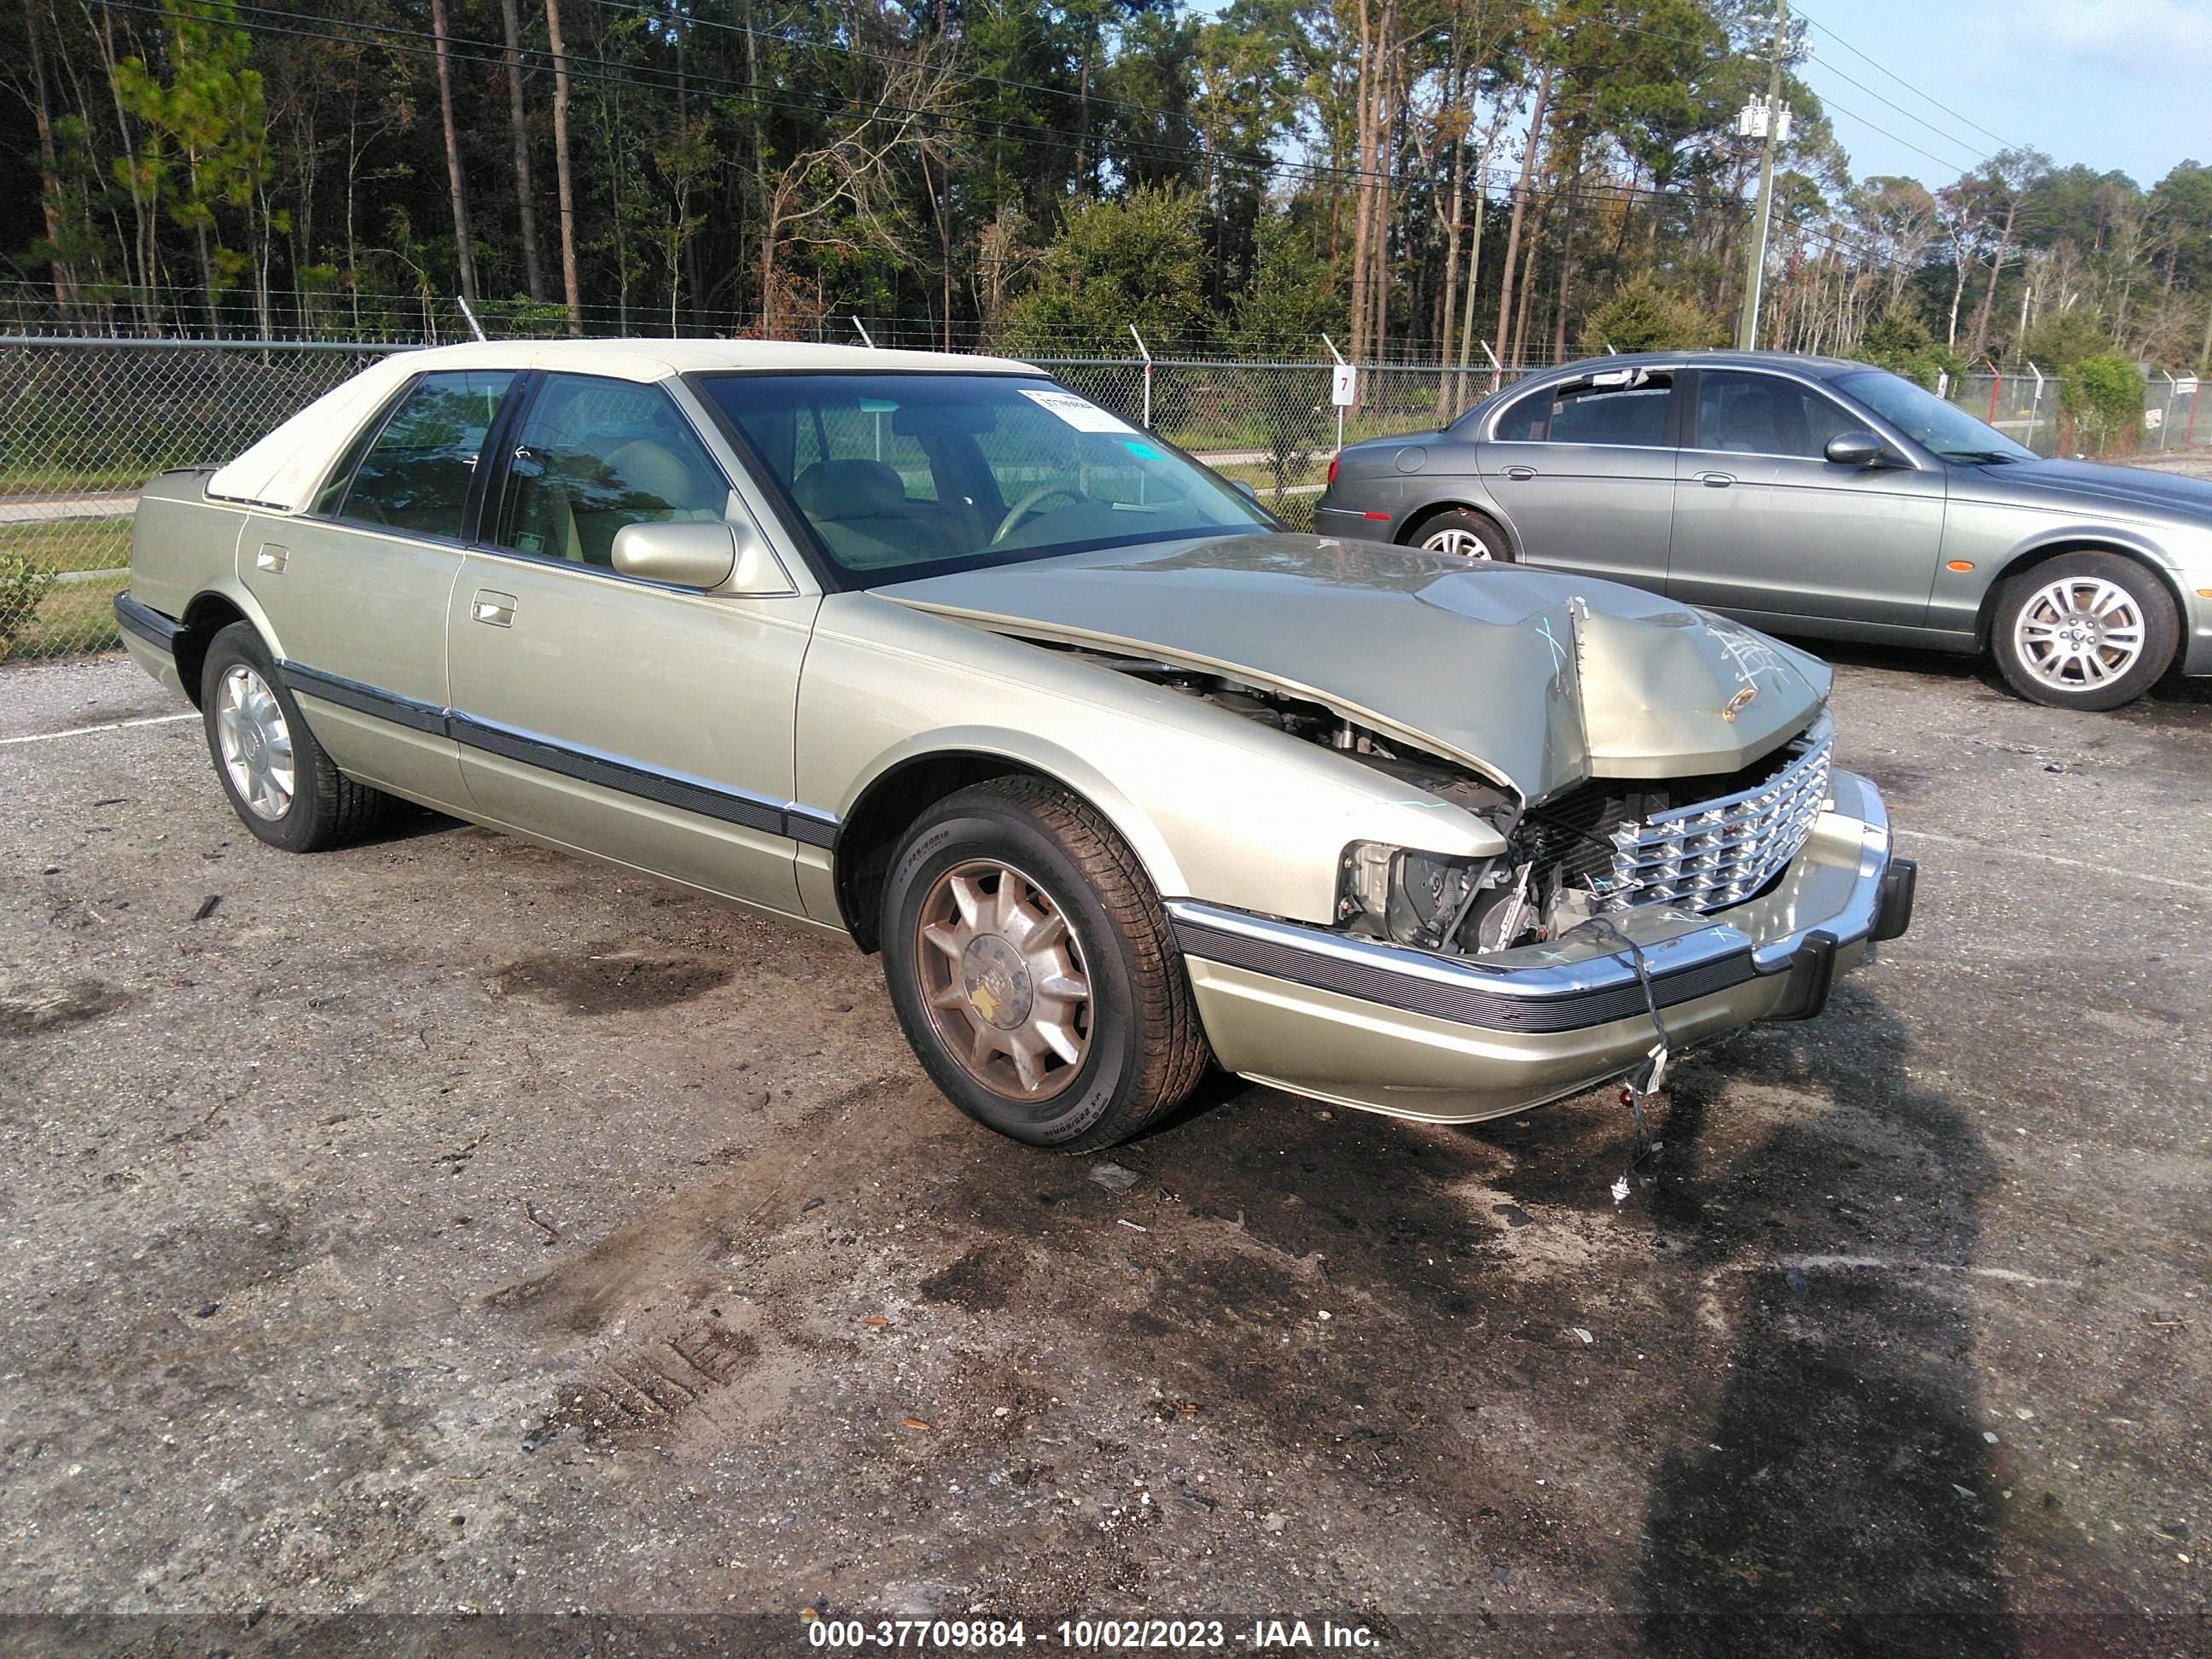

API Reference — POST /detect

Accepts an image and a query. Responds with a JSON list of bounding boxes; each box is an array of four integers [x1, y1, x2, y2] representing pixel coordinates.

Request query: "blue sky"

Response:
[[1792, 0, 2210, 189]]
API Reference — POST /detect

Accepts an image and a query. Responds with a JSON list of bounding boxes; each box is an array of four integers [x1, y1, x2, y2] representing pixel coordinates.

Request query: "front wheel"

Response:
[[879, 777, 1210, 1151], [1410, 509, 1512, 562], [1991, 553, 2177, 711]]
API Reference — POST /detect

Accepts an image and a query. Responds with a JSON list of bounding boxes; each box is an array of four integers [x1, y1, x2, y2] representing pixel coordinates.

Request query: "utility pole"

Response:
[[1735, 0, 1789, 351]]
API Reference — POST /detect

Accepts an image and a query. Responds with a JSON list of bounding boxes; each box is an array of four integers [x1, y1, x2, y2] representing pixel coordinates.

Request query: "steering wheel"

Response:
[[992, 485, 1085, 544]]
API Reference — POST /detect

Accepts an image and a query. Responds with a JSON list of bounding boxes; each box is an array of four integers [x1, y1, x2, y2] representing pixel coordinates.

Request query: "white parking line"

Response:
[[0, 712, 196, 748], [1896, 825, 2212, 897]]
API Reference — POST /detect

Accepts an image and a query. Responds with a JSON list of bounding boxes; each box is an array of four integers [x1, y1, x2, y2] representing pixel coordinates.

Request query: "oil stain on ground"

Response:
[[489, 946, 731, 1016], [0, 980, 131, 1038]]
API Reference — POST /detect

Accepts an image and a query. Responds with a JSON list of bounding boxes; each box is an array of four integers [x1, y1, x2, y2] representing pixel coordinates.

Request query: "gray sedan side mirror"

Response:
[[1231, 479, 1260, 504], [611, 518, 794, 595], [1824, 430, 1886, 469]]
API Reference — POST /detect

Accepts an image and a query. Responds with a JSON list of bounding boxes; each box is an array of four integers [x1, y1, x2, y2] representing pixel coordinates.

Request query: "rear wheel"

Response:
[[200, 622, 395, 851], [1991, 553, 2177, 711], [880, 777, 1209, 1151], [1409, 509, 1512, 562]]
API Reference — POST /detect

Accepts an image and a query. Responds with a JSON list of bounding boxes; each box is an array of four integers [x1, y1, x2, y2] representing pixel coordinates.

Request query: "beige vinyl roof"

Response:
[[205, 337, 1043, 514]]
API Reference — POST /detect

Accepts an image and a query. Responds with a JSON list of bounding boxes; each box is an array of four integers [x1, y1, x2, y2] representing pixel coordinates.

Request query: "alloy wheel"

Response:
[[214, 663, 295, 820], [2012, 575, 2146, 691], [914, 859, 1092, 1101], [1423, 527, 1496, 560]]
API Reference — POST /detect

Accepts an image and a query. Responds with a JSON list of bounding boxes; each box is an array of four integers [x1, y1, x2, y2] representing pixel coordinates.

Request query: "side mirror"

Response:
[[610, 518, 794, 595], [1230, 478, 1260, 504], [1825, 429, 1886, 469]]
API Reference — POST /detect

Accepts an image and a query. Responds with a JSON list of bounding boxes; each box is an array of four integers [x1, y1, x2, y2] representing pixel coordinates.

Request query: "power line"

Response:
[[1794, 3, 2023, 152], [1816, 93, 1984, 178], [589, 0, 1176, 128], [1806, 53, 1993, 168]]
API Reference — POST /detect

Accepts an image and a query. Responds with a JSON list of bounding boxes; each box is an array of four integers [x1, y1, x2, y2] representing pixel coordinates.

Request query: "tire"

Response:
[[1407, 508, 1512, 562], [199, 622, 395, 851], [879, 777, 1209, 1151], [1991, 552, 2179, 711]]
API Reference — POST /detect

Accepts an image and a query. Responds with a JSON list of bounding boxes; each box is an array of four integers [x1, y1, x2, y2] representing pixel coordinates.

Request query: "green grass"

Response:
[[0, 518, 131, 658], [1, 516, 134, 573], [0, 466, 155, 495], [4, 572, 125, 659]]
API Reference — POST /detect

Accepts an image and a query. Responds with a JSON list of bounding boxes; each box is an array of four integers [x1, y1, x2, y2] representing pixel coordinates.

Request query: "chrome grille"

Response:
[[1600, 713, 1833, 913]]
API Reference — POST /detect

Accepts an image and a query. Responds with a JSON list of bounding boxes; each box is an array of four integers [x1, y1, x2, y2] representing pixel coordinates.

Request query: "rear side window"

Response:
[[1491, 386, 1552, 442], [323, 370, 515, 538], [491, 374, 729, 567], [1546, 381, 1672, 447]]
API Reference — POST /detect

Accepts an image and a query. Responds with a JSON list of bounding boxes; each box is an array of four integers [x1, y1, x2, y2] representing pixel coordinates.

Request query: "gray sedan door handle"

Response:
[[1697, 470, 1736, 488], [1503, 464, 1538, 480], [470, 590, 516, 627]]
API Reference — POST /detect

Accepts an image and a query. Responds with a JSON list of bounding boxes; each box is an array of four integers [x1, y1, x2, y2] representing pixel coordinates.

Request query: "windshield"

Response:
[[695, 373, 1272, 585], [1832, 368, 2035, 463]]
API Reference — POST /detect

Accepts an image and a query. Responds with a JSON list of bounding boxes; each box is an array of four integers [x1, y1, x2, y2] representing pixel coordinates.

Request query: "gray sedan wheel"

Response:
[[1992, 553, 2178, 711], [1410, 509, 1511, 562]]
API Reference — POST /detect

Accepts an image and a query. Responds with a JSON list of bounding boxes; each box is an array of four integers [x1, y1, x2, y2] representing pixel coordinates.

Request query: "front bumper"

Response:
[[1170, 769, 1912, 1124]]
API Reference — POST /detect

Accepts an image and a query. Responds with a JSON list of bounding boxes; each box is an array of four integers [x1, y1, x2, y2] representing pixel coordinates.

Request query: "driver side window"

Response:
[[1693, 371, 1862, 460]]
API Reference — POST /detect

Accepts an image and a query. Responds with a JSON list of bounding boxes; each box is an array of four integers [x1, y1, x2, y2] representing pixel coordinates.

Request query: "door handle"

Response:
[[254, 543, 288, 573], [470, 589, 516, 627], [1503, 464, 1538, 480], [1697, 470, 1736, 488]]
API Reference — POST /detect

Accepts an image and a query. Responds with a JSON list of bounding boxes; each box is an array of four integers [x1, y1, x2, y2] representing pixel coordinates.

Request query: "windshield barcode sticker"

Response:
[[1019, 387, 1137, 434]]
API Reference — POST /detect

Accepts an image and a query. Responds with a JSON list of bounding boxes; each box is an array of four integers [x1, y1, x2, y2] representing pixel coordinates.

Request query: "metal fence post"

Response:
[[1321, 333, 1347, 455], [1128, 325, 1152, 430]]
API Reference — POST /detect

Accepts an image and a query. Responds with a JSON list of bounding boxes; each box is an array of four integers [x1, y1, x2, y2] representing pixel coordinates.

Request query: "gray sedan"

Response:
[[1314, 350, 2212, 710]]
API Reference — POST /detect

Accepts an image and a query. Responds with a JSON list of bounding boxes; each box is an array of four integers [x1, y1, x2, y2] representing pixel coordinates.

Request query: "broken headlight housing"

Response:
[[1336, 841, 1492, 952]]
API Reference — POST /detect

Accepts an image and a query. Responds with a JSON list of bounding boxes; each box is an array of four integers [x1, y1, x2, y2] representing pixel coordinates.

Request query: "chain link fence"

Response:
[[2, 335, 2201, 661], [1, 339, 405, 659], [1037, 358, 1534, 532], [1944, 367, 2204, 458]]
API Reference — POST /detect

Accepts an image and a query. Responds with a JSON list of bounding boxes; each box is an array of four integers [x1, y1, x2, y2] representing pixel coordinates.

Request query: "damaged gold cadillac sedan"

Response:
[[115, 341, 1915, 1151]]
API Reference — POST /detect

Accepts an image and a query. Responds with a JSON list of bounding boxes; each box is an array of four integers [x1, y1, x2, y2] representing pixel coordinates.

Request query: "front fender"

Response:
[[836, 725, 1194, 899], [1931, 502, 2197, 640]]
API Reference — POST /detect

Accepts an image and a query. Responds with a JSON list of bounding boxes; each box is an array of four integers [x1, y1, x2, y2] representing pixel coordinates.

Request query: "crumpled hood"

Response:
[[877, 533, 1831, 799], [1973, 457, 2212, 521]]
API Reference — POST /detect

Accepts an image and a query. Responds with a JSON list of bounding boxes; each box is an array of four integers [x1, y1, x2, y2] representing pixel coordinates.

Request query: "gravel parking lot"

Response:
[[2, 643, 2207, 1655]]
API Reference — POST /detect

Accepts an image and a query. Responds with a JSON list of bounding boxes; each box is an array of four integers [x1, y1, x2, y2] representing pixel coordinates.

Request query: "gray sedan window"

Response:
[[1545, 383, 1671, 447], [1493, 386, 1551, 442], [1693, 370, 1860, 460]]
